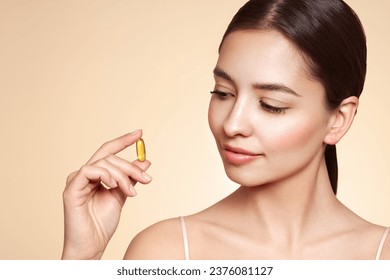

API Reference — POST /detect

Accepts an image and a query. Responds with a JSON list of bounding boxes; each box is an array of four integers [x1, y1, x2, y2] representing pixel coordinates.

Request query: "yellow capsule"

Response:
[[136, 138, 146, 162]]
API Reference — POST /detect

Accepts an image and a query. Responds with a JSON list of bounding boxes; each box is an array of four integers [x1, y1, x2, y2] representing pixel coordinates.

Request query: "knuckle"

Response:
[[99, 140, 113, 152], [62, 184, 73, 201], [62, 188, 69, 200], [105, 154, 116, 161], [94, 158, 109, 168], [79, 165, 90, 174], [66, 170, 78, 184], [101, 167, 111, 178]]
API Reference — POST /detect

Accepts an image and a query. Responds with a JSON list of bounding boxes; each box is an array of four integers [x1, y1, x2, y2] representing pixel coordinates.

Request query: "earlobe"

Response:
[[324, 96, 359, 145]]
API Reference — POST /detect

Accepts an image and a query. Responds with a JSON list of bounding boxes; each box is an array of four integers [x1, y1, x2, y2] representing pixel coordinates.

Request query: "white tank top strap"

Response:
[[375, 227, 390, 260], [179, 216, 190, 260]]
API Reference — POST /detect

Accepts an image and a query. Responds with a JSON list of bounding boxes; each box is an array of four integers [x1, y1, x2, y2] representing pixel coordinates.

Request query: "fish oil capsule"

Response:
[[136, 138, 146, 162]]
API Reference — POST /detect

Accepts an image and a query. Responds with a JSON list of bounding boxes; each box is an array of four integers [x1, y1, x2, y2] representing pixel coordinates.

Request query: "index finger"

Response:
[[86, 130, 143, 165]]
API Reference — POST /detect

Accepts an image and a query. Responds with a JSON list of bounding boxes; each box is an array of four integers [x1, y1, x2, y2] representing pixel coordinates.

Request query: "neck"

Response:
[[234, 158, 340, 246]]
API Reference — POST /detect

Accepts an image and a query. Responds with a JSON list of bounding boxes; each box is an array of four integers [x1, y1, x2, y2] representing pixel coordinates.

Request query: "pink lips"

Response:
[[222, 144, 261, 165]]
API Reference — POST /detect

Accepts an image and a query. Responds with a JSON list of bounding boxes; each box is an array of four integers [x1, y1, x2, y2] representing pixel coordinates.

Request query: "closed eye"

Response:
[[210, 90, 232, 100], [260, 101, 288, 114]]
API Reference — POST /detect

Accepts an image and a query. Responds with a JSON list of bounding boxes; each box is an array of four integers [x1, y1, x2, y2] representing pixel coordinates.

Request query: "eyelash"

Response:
[[210, 90, 288, 114], [259, 101, 288, 114], [210, 90, 231, 100]]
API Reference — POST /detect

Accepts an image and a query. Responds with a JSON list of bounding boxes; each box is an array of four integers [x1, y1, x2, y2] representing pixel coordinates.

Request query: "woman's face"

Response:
[[208, 30, 333, 187]]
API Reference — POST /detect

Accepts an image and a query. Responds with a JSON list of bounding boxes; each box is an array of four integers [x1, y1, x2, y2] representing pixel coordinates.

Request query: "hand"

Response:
[[61, 130, 152, 259]]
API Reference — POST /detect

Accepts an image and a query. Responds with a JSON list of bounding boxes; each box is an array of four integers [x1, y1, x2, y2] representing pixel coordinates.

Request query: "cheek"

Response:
[[263, 115, 327, 153]]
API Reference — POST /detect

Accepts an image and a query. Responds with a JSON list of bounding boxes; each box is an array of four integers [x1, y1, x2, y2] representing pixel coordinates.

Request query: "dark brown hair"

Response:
[[220, 0, 367, 194]]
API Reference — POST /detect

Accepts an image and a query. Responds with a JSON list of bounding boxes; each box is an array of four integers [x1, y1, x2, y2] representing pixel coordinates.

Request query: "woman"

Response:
[[62, 0, 389, 260]]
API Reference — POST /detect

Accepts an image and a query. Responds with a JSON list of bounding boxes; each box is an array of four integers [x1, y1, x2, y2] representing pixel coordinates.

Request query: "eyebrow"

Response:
[[213, 67, 233, 82], [253, 83, 301, 97], [213, 67, 301, 97]]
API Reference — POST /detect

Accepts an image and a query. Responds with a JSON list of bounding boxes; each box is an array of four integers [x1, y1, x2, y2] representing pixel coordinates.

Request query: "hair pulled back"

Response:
[[220, 0, 367, 194]]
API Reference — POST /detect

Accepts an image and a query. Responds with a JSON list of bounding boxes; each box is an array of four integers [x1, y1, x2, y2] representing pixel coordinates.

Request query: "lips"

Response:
[[222, 144, 262, 165]]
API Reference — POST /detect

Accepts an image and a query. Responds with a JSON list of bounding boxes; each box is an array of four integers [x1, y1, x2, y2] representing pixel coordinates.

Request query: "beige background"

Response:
[[0, 0, 389, 260]]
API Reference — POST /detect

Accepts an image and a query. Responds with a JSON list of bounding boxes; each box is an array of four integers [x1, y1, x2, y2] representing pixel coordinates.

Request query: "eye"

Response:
[[210, 90, 232, 100], [260, 101, 288, 114]]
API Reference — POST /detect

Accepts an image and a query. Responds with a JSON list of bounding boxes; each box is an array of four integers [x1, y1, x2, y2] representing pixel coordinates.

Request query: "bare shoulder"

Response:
[[378, 227, 390, 260], [358, 224, 390, 260], [124, 217, 185, 260]]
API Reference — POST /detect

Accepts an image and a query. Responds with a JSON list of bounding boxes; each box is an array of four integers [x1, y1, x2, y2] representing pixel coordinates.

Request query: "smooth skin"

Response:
[[124, 30, 389, 259], [62, 30, 389, 260], [62, 130, 152, 259]]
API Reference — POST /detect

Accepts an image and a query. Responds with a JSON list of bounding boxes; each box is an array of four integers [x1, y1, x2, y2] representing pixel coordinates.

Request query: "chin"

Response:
[[223, 164, 269, 187]]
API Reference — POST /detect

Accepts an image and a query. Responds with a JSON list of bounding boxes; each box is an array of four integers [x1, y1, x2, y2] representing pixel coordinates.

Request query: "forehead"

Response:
[[216, 30, 325, 98], [218, 30, 307, 81]]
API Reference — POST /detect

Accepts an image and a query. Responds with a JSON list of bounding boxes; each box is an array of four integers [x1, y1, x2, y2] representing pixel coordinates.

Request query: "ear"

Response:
[[324, 96, 359, 145]]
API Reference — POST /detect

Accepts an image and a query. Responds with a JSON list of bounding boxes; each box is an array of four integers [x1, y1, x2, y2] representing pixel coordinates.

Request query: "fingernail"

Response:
[[130, 129, 142, 135], [142, 172, 152, 181], [100, 181, 110, 190], [129, 186, 137, 196]]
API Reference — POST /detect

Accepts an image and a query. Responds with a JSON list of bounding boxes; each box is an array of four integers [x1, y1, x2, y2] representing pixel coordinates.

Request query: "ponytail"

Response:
[[325, 145, 338, 194]]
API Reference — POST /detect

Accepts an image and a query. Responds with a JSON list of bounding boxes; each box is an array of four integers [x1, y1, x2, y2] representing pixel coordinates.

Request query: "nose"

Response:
[[223, 96, 253, 138]]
